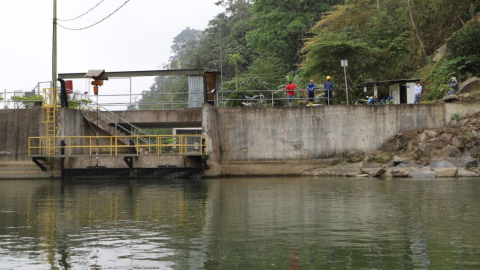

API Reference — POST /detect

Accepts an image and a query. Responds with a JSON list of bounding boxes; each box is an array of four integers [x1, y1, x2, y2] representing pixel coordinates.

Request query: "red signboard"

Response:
[[65, 80, 73, 94]]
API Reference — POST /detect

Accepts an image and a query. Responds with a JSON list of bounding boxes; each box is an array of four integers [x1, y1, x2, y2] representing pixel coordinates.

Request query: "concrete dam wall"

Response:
[[2, 103, 480, 178], [203, 103, 480, 176]]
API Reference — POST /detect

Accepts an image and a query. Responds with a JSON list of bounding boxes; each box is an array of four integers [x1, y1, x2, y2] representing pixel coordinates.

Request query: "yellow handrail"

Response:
[[28, 135, 207, 157]]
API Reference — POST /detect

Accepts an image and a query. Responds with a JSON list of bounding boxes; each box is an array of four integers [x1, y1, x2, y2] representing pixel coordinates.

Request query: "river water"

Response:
[[0, 177, 480, 269]]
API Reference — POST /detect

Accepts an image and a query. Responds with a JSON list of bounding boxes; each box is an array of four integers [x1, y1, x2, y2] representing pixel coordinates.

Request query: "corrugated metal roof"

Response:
[[356, 78, 422, 88]]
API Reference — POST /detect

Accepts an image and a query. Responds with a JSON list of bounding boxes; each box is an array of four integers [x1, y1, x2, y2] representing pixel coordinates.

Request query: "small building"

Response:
[[356, 78, 421, 104]]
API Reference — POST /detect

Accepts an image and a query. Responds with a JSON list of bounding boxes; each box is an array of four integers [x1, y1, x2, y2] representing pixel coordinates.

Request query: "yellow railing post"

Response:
[[136, 137, 139, 156]]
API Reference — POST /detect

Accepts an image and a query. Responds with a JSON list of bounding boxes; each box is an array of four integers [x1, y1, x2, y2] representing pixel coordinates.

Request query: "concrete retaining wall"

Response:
[[204, 103, 480, 176], [0, 109, 44, 161]]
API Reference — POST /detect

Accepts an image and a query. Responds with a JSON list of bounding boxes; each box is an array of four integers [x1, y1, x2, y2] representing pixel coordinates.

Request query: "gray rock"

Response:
[[443, 145, 462, 158], [440, 133, 452, 142], [465, 141, 476, 149], [431, 160, 457, 168], [459, 119, 470, 126], [393, 156, 409, 165], [431, 160, 457, 177], [407, 141, 415, 151], [418, 132, 427, 142], [452, 136, 465, 149], [433, 167, 457, 177], [462, 158, 478, 168], [418, 143, 433, 158], [425, 130, 437, 138], [449, 120, 459, 128], [386, 160, 396, 168], [392, 168, 410, 177], [457, 168, 479, 177], [409, 171, 437, 179], [443, 95, 459, 102], [373, 168, 387, 177]]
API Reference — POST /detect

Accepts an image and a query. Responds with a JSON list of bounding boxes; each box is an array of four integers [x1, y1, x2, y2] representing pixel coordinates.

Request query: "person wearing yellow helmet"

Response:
[[324, 76, 334, 105]]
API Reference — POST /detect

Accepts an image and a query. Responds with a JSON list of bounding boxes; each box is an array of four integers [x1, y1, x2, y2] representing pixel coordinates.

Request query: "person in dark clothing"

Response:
[[306, 80, 316, 106], [447, 77, 459, 95], [324, 76, 334, 105]]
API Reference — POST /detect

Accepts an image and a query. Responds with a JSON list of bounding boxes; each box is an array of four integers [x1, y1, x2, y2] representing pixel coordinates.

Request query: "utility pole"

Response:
[[52, 0, 58, 89], [219, 22, 223, 91], [341, 60, 349, 105]]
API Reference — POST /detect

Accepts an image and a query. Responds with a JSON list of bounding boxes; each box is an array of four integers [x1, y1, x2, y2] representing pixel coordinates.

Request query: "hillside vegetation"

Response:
[[139, 0, 480, 108]]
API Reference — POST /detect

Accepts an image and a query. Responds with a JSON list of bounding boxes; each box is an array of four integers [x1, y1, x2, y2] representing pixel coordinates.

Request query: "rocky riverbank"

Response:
[[304, 111, 480, 179]]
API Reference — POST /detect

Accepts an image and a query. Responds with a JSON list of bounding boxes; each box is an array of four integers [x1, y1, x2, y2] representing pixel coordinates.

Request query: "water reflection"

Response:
[[0, 177, 479, 269]]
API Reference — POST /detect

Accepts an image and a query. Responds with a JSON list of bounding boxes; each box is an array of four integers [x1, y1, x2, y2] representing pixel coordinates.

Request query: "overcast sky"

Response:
[[0, 0, 223, 107]]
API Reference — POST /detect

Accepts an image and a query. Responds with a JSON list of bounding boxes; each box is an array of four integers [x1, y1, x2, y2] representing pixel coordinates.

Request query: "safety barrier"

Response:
[[28, 135, 207, 157]]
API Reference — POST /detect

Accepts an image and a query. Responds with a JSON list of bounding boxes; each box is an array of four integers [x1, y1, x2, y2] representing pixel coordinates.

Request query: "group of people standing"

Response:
[[283, 76, 459, 106], [284, 76, 334, 106], [414, 77, 459, 103]]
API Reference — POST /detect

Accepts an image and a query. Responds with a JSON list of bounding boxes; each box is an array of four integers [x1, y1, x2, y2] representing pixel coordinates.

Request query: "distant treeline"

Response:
[[139, 0, 480, 108]]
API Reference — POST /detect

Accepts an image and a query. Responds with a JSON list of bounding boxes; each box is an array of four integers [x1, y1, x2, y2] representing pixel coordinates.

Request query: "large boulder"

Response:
[[391, 168, 411, 177], [457, 77, 480, 95], [431, 160, 457, 177], [432, 44, 447, 62], [457, 168, 480, 177], [452, 136, 465, 149], [462, 158, 478, 168], [443, 95, 459, 102], [443, 145, 462, 158], [440, 133, 452, 142], [393, 156, 409, 165]]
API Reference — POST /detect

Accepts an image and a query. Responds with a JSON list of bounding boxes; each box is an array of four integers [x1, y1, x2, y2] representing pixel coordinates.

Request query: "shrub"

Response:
[[451, 113, 462, 121]]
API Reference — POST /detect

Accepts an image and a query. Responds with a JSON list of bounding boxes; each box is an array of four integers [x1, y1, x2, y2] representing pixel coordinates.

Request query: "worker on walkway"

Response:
[[285, 81, 303, 106], [414, 81, 422, 103], [324, 76, 334, 105], [306, 80, 316, 106]]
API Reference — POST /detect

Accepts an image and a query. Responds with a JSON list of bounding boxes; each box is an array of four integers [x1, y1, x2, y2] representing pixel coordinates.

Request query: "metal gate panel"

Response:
[[188, 75, 204, 108]]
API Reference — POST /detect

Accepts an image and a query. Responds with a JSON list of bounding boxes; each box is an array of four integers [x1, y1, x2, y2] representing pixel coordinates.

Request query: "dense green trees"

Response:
[[139, 0, 480, 107]]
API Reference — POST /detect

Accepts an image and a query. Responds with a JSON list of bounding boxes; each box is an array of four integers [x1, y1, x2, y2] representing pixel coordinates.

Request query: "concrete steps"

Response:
[[82, 111, 130, 145]]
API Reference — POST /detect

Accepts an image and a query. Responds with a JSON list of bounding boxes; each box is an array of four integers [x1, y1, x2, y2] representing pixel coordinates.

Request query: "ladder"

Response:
[[42, 88, 57, 156]]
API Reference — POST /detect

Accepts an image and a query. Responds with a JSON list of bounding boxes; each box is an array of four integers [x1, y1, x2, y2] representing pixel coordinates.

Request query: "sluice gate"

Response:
[[25, 87, 209, 180]]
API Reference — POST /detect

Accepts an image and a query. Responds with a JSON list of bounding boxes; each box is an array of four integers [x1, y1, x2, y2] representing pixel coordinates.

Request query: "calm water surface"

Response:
[[1, 177, 480, 269]]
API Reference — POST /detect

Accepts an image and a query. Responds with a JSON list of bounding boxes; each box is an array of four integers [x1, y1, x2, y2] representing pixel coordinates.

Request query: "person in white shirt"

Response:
[[414, 81, 422, 104]]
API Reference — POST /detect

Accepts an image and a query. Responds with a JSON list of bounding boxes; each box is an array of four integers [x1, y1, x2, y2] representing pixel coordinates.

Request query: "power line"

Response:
[[58, 0, 131, 31], [57, 0, 105, 22]]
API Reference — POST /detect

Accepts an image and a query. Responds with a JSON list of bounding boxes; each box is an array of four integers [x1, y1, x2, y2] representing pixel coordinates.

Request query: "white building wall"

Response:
[[390, 84, 400, 104], [406, 82, 416, 104]]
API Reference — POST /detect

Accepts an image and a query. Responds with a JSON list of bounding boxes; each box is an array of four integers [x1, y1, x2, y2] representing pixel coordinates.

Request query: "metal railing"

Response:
[[2, 87, 331, 110], [28, 134, 207, 157], [212, 89, 329, 107]]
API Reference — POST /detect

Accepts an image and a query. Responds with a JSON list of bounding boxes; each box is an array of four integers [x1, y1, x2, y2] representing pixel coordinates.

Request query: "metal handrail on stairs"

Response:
[[78, 94, 154, 146]]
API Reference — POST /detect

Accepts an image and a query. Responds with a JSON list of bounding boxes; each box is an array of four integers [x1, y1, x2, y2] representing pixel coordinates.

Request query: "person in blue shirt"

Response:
[[324, 76, 334, 105], [306, 80, 316, 106], [414, 81, 422, 103]]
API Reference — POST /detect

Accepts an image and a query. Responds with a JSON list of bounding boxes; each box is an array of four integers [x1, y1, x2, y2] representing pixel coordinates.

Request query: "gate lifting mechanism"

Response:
[[85, 69, 107, 95]]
